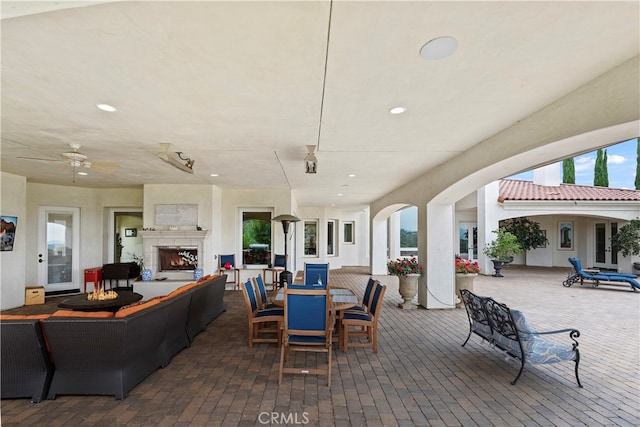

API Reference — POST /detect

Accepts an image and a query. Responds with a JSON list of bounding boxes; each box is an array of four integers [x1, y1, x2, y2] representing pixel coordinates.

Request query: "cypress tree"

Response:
[[635, 138, 640, 190], [603, 149, 609, 187], [562, 158, 575, 184], [594, 148, 606, 187]]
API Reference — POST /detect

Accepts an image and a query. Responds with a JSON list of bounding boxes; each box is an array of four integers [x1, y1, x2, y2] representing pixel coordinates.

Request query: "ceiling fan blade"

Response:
[[90, 165, 115, 175], [91, 161, 120, 168], [17, 156, 63, 162]]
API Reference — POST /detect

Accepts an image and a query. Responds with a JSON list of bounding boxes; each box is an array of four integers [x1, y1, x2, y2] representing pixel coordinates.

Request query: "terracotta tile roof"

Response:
[[499, 179, 640, 202]]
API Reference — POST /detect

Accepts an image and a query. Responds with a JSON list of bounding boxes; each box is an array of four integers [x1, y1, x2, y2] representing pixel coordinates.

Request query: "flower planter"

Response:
[[455, 273, 477, 308], [398, 274, 419, 310]]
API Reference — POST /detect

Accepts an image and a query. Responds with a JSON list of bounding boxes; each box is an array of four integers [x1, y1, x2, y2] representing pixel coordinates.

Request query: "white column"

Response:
[[477, 182, 500, 274], [371, 217, 388, 275], [388, 211, 401, 261], [421, 202, 455, 309]]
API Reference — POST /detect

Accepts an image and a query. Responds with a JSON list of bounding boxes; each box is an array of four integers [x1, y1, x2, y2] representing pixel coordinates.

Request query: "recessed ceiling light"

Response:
[[337, 193, 343, 196], [389, 106, 406, 115], [77, 172, 88, 176], [210, 173, 219, 177], [96, 103, 116, 112], [420, 36, 458, 60], [348, 174, 356, 178]]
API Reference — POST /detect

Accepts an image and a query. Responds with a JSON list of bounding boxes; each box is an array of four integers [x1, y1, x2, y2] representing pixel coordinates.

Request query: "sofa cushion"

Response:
[[115, 298, 161, 317], [51, 310, 115, 318], [0, 314, 51, 321]]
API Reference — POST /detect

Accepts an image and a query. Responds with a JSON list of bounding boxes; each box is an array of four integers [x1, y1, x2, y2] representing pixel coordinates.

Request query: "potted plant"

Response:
[[501, 218, 548, 264], [611, 218, 640, 271], [454, 257, 479, 308], [387, 256, 424, 309], [483, 228, 523, 277]]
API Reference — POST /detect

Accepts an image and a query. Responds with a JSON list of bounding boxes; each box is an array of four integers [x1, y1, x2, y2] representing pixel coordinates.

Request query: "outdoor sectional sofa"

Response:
[[0, 274, 227, 402]]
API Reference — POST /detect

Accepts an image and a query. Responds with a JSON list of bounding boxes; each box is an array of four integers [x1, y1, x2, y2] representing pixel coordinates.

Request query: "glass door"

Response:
[[459, 223, 478, 260], [38, 206, 80, 294], [594, 221, 618, 269]]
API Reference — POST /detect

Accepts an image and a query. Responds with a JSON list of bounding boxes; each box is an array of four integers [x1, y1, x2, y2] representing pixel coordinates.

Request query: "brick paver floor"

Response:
[[1, 266, 638, 426]]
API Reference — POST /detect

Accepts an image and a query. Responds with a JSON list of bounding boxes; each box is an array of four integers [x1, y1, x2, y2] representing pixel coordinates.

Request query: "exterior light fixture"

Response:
[[304, 145, 318, 174]]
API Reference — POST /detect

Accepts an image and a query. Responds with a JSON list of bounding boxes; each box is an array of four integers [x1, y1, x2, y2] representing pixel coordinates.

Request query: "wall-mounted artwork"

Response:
[[1, 215, 18, 251], [125, 228, 137, 237], [155, 204, 198, 226], [558, 222, 573, 250]]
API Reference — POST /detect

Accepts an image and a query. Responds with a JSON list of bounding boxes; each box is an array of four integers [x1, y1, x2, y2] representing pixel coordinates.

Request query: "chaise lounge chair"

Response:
[[565, 257, 639, 292]]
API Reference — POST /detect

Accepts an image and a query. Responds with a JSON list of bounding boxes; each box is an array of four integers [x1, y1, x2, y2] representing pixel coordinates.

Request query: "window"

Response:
[[327, 220, 337, 256], [304, 220, 318, 256], [343, 221, 354, 244], [242, 210, 272, 265]]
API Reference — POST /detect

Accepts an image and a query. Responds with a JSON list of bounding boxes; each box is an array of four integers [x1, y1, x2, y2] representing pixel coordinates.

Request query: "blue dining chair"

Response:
[[240, 279, 283, 349], [252, 275, 278, 309], [279, 283, 333, 386], [304, 263, 329, 287], [218, 254, 240, 290], [342, 283, 386, 353], [262, 254, 286, 289]]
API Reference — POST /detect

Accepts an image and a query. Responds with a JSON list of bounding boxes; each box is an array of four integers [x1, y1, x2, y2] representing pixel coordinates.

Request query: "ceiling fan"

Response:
[[17, 143, 120, 173]]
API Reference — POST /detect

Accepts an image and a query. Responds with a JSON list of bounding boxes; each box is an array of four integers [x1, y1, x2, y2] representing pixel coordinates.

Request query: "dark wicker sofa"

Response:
[[42, 274, 227, 400], [0, 317, 54, 403], [0, 274, 227, 402]]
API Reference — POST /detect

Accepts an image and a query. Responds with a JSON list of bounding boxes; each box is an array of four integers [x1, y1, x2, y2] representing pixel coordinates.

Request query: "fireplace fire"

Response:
[[158, 247, 198, 271]]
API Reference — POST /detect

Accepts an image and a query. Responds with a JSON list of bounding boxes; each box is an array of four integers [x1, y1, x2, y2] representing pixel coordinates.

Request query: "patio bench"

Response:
[[460, 289, 582, 387]]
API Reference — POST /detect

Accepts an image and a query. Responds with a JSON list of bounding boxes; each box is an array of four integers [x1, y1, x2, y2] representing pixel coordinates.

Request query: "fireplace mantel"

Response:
[[140, 230, 209, 239], [141, 230, 209, 281]]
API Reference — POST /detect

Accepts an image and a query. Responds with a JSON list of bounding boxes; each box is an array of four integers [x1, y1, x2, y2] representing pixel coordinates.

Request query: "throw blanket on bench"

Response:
[[460, 289, 582, 387]]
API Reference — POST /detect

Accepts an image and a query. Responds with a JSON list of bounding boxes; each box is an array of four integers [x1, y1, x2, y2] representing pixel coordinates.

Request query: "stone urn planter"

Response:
[[491, 260, 505, 277], [398, 274, 420, 310], [455, 273, 477, 308]]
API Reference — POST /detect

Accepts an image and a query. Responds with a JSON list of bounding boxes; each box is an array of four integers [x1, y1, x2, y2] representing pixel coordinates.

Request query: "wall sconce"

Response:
[[176, 152, 195, 169], [304, 145, 317, 174], [156, 143, 194, 174]]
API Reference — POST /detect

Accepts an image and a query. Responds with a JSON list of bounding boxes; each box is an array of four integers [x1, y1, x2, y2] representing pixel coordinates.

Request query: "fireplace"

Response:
[[158, 247, 197, 271], [140, 230, 208, 281]]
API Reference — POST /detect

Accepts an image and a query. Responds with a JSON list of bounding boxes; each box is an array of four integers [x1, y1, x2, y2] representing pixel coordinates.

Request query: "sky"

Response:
[[508, 138, 638, 190], [400, 138, 639, 231]]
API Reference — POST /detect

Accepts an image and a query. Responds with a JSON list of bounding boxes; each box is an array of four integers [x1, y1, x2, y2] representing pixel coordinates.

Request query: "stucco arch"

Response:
[[371, 203, 410, 275], [370, 57, 638, 309]]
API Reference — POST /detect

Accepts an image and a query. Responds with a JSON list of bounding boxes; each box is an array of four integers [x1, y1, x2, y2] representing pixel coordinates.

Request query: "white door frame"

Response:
[[594, 220, 618, 269], [38, 206, 81, 294], [108, 208, 143, 263], [459, 222, 478, 260]]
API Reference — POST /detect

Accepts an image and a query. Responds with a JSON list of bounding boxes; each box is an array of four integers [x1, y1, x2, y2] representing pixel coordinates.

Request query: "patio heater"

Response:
[[272, 214, 300, 287]]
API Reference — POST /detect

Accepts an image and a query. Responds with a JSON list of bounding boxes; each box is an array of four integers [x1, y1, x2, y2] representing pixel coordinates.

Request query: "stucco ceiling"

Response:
[[1, 1, 638, 207]]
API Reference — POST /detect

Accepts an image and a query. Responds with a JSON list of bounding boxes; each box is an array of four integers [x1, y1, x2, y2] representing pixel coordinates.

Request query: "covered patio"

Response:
[[1, 266, 638, 426]]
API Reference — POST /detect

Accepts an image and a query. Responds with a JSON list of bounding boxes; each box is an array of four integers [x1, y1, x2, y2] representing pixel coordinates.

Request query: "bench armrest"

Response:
[[529, 328, 580, 349]]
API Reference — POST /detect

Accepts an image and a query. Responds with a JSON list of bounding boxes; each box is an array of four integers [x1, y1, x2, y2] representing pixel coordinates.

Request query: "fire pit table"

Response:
[[58, 291, 143, 312]]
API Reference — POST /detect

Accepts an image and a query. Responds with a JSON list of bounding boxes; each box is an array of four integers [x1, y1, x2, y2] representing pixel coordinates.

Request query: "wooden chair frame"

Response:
[[279, 284, 333, 386], [219, 254, 240, 290], [342, 284, 386, 353], [240, 279, 283, 349]]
